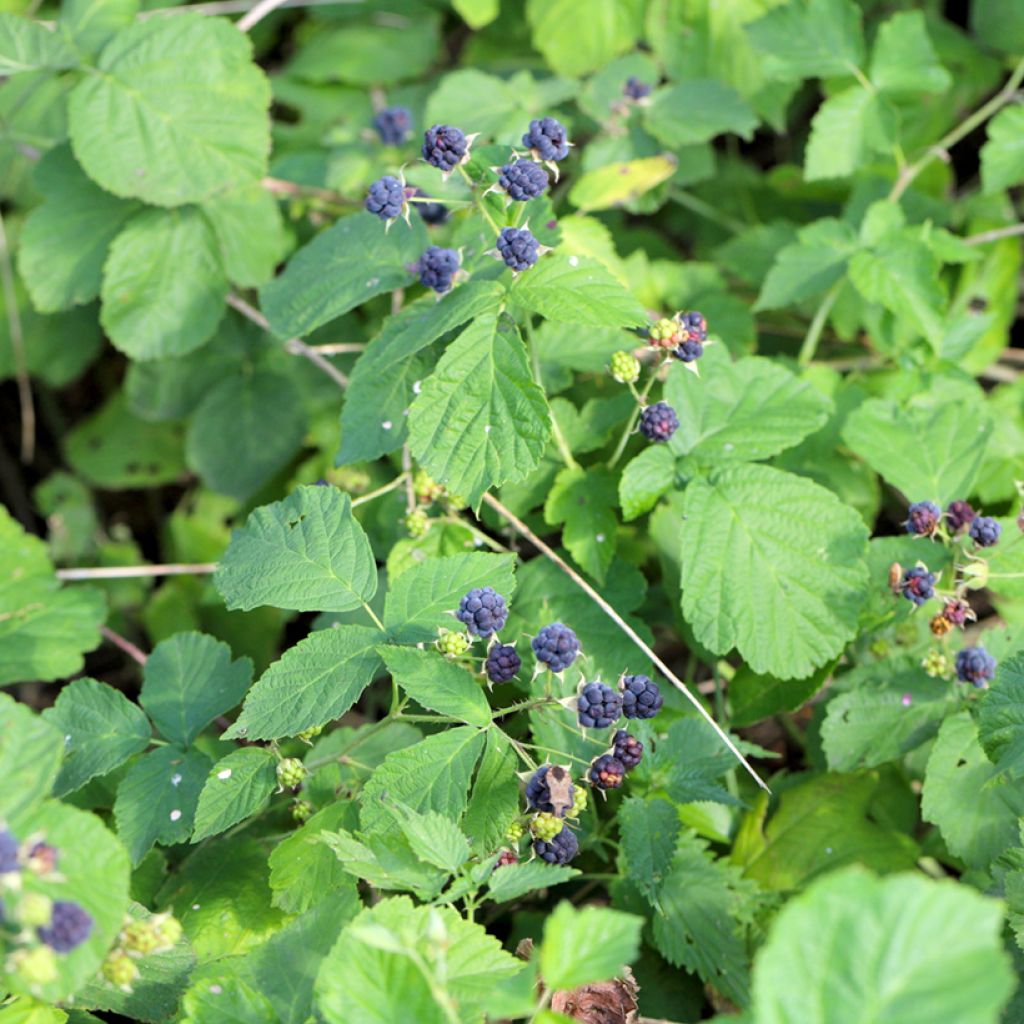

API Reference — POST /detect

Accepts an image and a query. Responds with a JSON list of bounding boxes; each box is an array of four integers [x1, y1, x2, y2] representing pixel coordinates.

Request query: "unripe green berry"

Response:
[[152, 913, 182, 949], [122, 920, 162, 955], [922, 650, 950, 678], [648, 317, 680, 349], [505, 821, 525, 843], [405, 508, 430, 538], [18, 892, 52, 928], [12, 946, 58, 986], [436, 628, 471, 658], [292, 799, 314, 824], [445, 493, 467, 510], [610, 350, 640, 384], [413, 469, 445, 503], [102, 950, 139, 989], [530, 812, 563, 842], [277, 757, 307, 789], [296, 724, 323, 744], [569, 785, 588, 818]]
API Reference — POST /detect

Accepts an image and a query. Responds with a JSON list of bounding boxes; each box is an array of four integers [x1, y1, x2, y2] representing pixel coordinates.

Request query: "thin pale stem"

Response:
[[526, 318, 578, 470], [58, 563, 217, 580], [227, 293, 349, 389], [481, 492, 770, 792], [102, 626, 148, 666], [798, 280, 842, 365], [361, 602, 386, 631], [670, 189, 745, 234], [607, 356, 664, 469], [964, 222, 1024, 246], [142, 0, 355, 16], [236, 0, 290, 30], [309, 343, 367, 354], [351, 474, 408, 507], [0, 211, 33, 462], [457, 165, 503, 235]]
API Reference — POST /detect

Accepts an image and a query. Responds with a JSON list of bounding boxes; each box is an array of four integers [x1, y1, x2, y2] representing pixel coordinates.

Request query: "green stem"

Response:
[[361, 602, 385, 631], [798, 280, 842, 366], [351, 473, 408, 508], [606, 356, 664, 468], [526, 317, 579, 470], [457, 165, 503, 234], [670, 189, 745, 234], [491, 696, 561, 720]]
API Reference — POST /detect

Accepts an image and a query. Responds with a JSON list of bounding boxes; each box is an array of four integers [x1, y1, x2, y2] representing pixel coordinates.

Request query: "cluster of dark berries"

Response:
[[522, 116, 570, 162], [525, 764, 576, 819], [496, 227, 540, 271], [588, 731, 644, 791], [898, 565, 936, 607], [623, 76, 652, 100], [955, 645, 996, 687], [418, 246, 460, 293], [970, 516, 1001, 548], [486, 643, 521, 684], [577, 682, 622, 729], [532, 622, 580, 673], [613, 730, 643, 769], [905, 501, 942, 537], [498, 159, 549, 201], [373, 106, 412, 146], [534, 825, 578, 865], [947, 501, 975, 533], [365, 175, 405, 222], [639, 402, 679, 443], [39, 900, 94, 953], [422, 124, 468, 173], [621, 674, 663, 719], [457, 586, 508, 637], [648, 311, 709, 364]]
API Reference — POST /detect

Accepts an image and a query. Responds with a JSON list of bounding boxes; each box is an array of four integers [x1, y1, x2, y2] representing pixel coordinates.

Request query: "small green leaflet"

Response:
[[617, 796, 678, 903], [390, 804, 471, 874], [225, 624, 383, 741], [981, 107, 1024, 194], [57, 0, 138, 59], [751, 868, 1014, 1024], [619, 445, 675, 522], [338, 280, 506, 465], [113, 746, 211, 865], [0, 12, 77, 74], [804, 86, 895, 182], [260, 213, 426, 339], [215, 486, 378, 613], [979, 651, 1024, 780], [747, 0, 865, 80], [680, 464, 869, 679], [383, 552, 516, 644], [201, 183, 289, 288], [539, 901, 643, 991], [409, 314, 550, 506], [322, 829, 448, 899], [67, 14, 270, 206], [378, 646, 491, 727], [0, 693, 64, 820], [191, 747, 278, 843], [665, 348, 831, 464], [868, 11, 951, 96], [360, 725, 486, 835], [43, 677, 151, 796], [842, 393, 992, 504], [486, 861, 579, 903], [644, 80, 757, 146], [544, 465, 618, 582], [139, 631, 253, 748], [525, 0, 640, 77], [463, 729, 520, 854], [755, 218, 858, 310], [511, 255, 647, 328]]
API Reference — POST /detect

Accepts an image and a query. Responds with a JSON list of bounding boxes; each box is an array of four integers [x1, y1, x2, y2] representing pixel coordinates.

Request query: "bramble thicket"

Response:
[[3, 1, 1024, 1022]]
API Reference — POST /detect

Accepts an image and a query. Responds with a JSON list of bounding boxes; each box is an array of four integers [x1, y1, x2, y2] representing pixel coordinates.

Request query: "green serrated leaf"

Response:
[[486, 861, 579, 903], [43, 677, 150, 796], [869, 11, 950, 95], [619, 445, 676, 522], [617, 796, 678, 903], [215, 486, 377, 613], [979, 651, 1024, 781], [201, 183, 289, 288], [754, 218, 858, 310], [804, 86, 895, 182], [525, 0, 641, 77], [680, 464, 869, 679], [645, 80, 757, 146], [57, 0, 138, 58], [747, 0, 864, 80], [409, 314, 550, 506], [463, 729, 520, 854], [981, 106, 1024, 194], [0, 12, 77, 74], [545, 465, 618, 582], [540, 901, 643, 990], [68, 14, 270, 206], [139, 631, 253, 748], [379, 646, 491, 728], [0, 694, 64, 820], [322, 829, 447, 898], [225, 624, 383, 741], [391, 805, 471, 874], [569, 156, 678, 211], [192, 747, 278, 843]]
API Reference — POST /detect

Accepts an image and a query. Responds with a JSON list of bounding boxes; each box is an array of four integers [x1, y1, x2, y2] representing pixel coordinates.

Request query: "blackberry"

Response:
[[506, 821, 525, 842], [929, 613, 953, 637], [922, 649, 949, 678], [38, 900, 93, 952], [905, 501, 941, 537], [577, 682, 623, 729], [496, 227, 540, 271], [422, 124, 467, 172], [373, 106, 412, 145], [486, 643, 521, 684], [623, 76, 652, 100], [532, 622, 580, 673], [524, 764, 575, 818], [533, 825, 578, 865], [612, 730, 643, 770], [648, 318, 680, 349], [498, 160, 549, 201], [674, 339, 704, 363], [943, 598, 973, 628], [418, 245, 460, 293], [639, 402, 679, 443], [947, 500, 976, 533], [13, 947, 57, 986], [955, 645, 996, 687], [277, 757, 306, 789], [456, 587, 508, 637], [364, 175, 405, 222], [153, 914, 182, 948], [621, 675, 663, 720], [522, 117, 570, 162], [679, 310, 708, 342], [900, 566, 935, 607], [0, 829, 19, 873], [610, 350, 640, 384], [495, 849, 517, 869], [589, 754, 625, 790], [970, 516, 1001, 548]]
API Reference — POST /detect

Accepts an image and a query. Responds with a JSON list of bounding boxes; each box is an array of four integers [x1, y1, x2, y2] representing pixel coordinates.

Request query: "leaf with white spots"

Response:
[[544, 465, 618, 582], [192, 747, 279, 843]]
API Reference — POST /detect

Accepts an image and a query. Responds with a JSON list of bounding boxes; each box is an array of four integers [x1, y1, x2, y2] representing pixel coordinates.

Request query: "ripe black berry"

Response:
[[621, 675, 663, 720], [589, 754, 625, 790], [946, 500, 976, 533], [0, 830, 19, 873], [942, 599, 973, 628], [456, 587, 508, 637], [38, 900, 93, 952], [422, 124, 467, 172], [365, 175, 404, 222], [498, 160, 549, 201], [525, 764, 575, 818], [623, 76, 651, 100], [955, 646, 996, 687], [533, 825, 578, 865], [522, 117, 570, 162], [577, 682, 623, 729], [674, 339, 704, 362], [905, 501, 941, 537], [970, 516, 1001, 548], [900, 566, 935, 607], [612, 730, 643, 770], [417, 246, 460, 293], [532, 623, 580, 673], [496, 227, 539, 271], [373, 106, 412, 145], [486, 643, 521, 683], [639, 402, 679, 443]]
